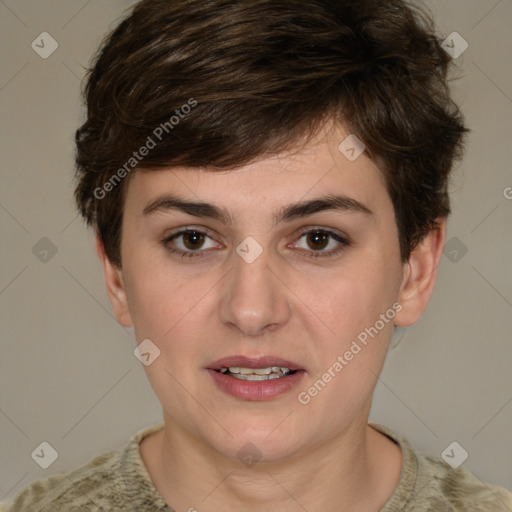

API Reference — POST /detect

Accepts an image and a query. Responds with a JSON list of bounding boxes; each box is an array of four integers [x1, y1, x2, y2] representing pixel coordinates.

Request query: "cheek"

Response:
[[124, 268, 208, 417], [296, 259, 397, 403], [297, 279, 395, 427], [123, 257, 196, 339], [123, 261, 214, 389], [306, 260, 395, 344]]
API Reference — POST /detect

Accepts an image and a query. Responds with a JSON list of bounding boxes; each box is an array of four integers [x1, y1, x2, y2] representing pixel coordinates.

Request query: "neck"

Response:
[[141, 410, 402, 512]]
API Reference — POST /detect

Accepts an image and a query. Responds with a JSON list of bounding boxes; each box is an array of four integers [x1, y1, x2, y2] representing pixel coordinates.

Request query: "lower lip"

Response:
[[207, 369, 305, 401]]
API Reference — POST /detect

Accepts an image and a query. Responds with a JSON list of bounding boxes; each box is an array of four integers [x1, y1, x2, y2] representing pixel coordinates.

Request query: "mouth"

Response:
[[207, 355, 305, 400], [217, 366, 298, 381], [208, 355, 303, 375]]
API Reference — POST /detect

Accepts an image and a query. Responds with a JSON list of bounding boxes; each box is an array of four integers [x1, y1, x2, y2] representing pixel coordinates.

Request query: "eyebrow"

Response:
[[142, 193, 373, 225]]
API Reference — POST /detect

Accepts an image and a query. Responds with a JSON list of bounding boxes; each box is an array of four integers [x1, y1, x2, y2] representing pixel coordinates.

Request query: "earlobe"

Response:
[[95, 233, 133, 328], [394, 219, 447, 327]]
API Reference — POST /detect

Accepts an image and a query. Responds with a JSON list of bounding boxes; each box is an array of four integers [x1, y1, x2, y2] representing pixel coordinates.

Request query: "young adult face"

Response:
[[98, 123, 444, 464]]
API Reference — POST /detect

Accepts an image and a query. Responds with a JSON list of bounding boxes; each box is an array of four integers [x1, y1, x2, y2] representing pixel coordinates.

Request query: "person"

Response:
[[5, 0, 511, 510]]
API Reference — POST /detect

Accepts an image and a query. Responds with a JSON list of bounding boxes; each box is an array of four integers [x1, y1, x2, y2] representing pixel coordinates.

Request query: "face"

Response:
[[100, 124, 438, 463]]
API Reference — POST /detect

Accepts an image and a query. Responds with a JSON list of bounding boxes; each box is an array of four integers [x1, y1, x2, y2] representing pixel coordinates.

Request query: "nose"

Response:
[[218, 242, 292, 337]]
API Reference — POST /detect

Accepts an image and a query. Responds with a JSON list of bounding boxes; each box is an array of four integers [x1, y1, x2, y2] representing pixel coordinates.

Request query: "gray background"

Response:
[[1, 0, 511, 502]]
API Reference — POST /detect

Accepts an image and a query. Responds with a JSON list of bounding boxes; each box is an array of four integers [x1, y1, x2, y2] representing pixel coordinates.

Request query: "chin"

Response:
[[210, 420, 304, 464]]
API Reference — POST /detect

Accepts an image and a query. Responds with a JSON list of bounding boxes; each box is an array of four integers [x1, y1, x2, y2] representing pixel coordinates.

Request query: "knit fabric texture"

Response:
[[3, 422, 511, 511]]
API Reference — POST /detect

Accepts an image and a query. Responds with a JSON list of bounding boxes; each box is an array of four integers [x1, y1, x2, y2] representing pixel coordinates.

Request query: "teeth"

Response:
[[230, 373, 284, 381], [234, 367, 272, 375], [219, 366, 294, 380], [226, 366, 291, 375]]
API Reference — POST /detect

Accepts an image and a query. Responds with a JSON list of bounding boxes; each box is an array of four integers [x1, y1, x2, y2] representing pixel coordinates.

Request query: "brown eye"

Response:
[[292, 228, 349, 259], [306, 231, 329, 251], [182, 230, 206, 250], [163, 228, 220, 259]]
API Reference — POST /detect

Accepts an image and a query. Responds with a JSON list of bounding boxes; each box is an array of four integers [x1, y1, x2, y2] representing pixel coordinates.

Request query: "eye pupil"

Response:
[[307, 231, 328, 250], [183, 231, 205, 250]]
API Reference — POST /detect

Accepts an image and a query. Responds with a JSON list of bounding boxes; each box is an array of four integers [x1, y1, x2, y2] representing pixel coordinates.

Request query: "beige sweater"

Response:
[[3, 422, 511, 511]]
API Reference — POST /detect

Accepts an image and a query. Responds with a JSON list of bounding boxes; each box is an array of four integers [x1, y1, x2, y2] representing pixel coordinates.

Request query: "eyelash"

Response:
[[162, 227, 350, 260]]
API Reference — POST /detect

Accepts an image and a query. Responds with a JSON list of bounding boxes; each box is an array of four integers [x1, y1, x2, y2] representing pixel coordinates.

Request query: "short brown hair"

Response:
[[75, 0, 468, 267]]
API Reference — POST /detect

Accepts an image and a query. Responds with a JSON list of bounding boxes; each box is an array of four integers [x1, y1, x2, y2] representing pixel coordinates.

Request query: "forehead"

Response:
[[123, 126, 391, 223]]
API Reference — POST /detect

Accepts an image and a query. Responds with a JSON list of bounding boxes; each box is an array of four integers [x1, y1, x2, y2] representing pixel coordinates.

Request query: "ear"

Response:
[[95, 232, 133, 327], [394, 219, 447, 327]]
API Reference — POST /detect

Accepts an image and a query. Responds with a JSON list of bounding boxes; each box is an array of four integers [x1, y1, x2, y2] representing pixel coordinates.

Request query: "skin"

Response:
[[97, 123, 446, 512]]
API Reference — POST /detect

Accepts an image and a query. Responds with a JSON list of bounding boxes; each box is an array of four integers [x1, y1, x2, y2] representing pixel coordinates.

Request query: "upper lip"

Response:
[[208, 355, 303, 371]]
